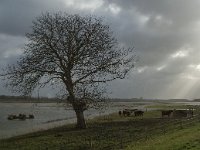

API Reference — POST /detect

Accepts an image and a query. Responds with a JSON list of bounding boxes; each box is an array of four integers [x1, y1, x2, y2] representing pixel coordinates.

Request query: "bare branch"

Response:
[[1, 12, 136, 128]]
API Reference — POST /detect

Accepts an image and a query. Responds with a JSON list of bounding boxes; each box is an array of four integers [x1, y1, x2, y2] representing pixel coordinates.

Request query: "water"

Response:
[[0, 103, 72, 138], [0, 102, 146, 139]]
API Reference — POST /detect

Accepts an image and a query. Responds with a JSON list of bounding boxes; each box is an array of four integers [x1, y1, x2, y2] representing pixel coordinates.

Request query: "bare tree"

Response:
[[1, 12, 136, 129]]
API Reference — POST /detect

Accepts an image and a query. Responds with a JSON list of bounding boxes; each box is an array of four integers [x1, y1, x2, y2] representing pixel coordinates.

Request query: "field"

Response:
[[1, 104, 200, 150]]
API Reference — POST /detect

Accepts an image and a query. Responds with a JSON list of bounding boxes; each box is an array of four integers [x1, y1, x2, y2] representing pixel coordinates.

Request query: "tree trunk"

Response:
[[68, 95, 87, 129], [75, 109, 86, 129]]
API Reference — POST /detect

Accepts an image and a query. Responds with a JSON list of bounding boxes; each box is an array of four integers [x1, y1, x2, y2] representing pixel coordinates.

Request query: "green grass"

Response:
[[127, 122, 200, 150], [1, 109, 200, 150]]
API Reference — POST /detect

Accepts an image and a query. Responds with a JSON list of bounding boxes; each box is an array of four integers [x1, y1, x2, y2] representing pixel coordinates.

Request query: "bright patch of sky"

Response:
[[171, 50, 189, 58], [136, 66, 148, 73], [189, 64, 200, 71], [156, 65, 166, 71], [171, 46, 192, 58], [154, 15, 172, 26], [64, 0, 104, 11], [108, 3, 121, 15]]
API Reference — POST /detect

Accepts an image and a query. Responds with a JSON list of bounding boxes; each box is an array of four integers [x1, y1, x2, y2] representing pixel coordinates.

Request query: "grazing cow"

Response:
[[130, 109, 138, 112], [118, 111, 122, 116], [121, 109, 139, 117], [187, 109, 194, 117], [173, 110, 188, 118], [161, 110, 173, 118], [134, 110, 144, 116], [123, 110, 131, 117]]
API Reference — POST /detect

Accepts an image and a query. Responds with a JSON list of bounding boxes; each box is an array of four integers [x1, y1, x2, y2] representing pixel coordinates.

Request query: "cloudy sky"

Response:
[[1, 0, 200, 99]]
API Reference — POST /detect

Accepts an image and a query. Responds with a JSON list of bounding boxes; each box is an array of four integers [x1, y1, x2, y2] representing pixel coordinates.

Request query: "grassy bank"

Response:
[[1, 109, 200, 150], [128, 124, 200, 150]]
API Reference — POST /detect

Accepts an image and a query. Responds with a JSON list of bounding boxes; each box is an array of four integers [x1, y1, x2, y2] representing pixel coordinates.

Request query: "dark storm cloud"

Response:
[[0, 0, 67, 36]]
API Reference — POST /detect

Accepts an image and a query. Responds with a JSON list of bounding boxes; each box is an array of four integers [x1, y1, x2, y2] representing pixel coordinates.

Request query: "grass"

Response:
[[127, 122, 200, 150], [1, 108, 200, 150]]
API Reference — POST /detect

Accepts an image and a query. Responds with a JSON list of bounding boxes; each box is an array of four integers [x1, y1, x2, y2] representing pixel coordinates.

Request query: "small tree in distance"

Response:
[[1, 12, 136, 129]]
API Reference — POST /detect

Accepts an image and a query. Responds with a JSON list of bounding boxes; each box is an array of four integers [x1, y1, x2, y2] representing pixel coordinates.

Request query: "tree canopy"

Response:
[[2, 12, 136, 128]]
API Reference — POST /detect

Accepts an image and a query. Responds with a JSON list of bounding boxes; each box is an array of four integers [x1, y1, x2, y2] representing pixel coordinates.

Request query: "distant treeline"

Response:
[[0, 95, 198, 103], [108, 98, 158, 102], [109, 98, 192, 102], [193, 99, 200, 102], [0, 95, 61, 103]]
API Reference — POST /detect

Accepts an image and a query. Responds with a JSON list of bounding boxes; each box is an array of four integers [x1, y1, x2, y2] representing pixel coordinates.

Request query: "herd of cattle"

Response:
[[161, 109, 194, 118], [119, 108, 194, 118], [119, 109, 144, 117]]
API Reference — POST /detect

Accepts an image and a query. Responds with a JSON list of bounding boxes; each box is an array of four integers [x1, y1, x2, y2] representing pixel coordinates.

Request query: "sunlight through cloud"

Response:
[[171, 50, 189, 58], [136, 66, 148, 73], [108, 3, 121, 15], [64, 0, 104, 11], [171, 46, 192, 59], [156, 65, 166, 71], [188, 64, 200, 71]]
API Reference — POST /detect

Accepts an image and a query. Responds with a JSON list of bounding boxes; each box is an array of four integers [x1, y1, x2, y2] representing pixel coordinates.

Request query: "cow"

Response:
[[161, 110, 173, 118], [187, 109, 194, 117], [123, 110, 131, 116], [118, 111, 122, 116], [121, 109, 139, 117], [173, 109, 188, 118], [134, 110, 144, 116]]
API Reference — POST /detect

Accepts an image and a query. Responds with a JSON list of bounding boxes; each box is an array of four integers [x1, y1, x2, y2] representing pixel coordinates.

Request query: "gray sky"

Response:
[[1, 0, 200, 99]]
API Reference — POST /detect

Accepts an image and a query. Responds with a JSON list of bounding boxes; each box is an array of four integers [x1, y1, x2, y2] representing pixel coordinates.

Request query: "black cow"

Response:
[[173, 110, 188, 118], [161, 110, 173, 118], [118, 111, 122, 116], [123, 110, 131, 116], [134, 110, 144, 116]]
